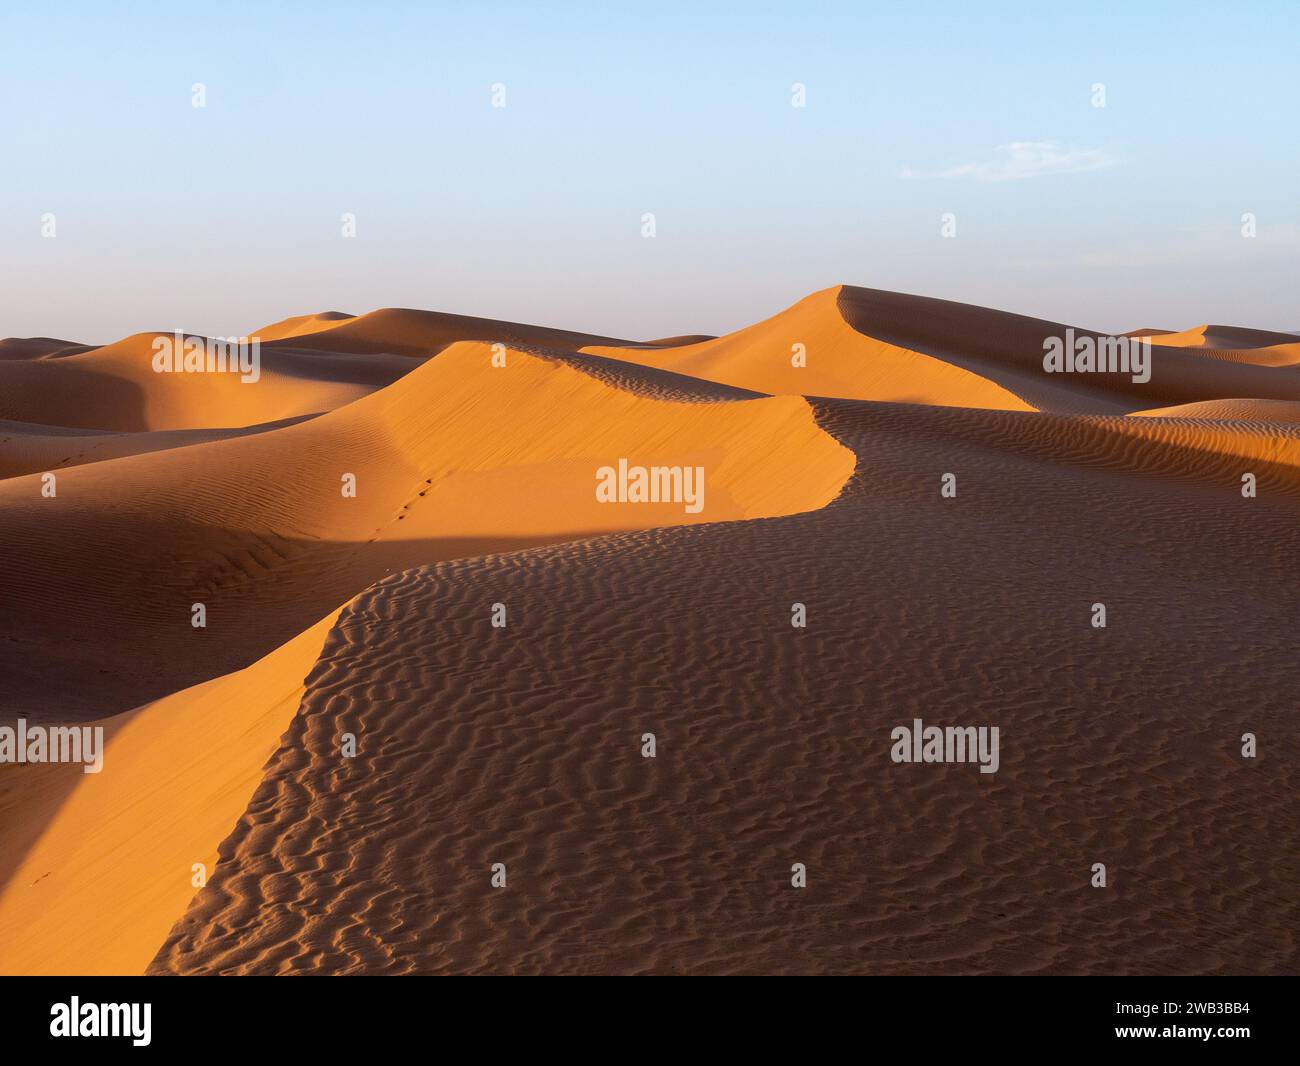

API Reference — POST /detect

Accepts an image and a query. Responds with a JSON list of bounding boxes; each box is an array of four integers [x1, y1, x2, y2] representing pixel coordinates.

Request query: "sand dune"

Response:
[[585, 286, 1040, 411], [1130, 398, 1300, 424], [1127, 325, 1300, 368], [3, 286, 1297, 976], [0, 341, 851, 721], [151, 397, 1300, 975], [0, 333, 413, 431], [0, 337, 89, 361], [259, 307, 635, 359], [587, 286, 1300, 414], [254, 311, 356, 342], [1134, 324, 1300, 350]]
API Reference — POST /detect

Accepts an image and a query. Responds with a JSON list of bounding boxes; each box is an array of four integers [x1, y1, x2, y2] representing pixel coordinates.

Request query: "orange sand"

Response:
[[2, 287, 1295, 976]]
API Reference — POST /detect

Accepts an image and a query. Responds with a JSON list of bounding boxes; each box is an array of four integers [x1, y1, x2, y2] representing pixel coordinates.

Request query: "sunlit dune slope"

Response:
[[585, 286, 1038, 411], [0, 342, 854, 720], [1130, 398, 1300, 424], [0, 608, 343, 976]]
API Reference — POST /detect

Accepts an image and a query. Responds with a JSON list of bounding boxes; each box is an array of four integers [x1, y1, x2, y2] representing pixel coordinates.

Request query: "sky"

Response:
[[2, 0, 1297, 343]]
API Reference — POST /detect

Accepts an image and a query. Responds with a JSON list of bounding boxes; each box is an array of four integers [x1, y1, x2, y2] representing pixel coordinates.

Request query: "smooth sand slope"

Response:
[[0, 342, 852, 721], [3, 286, 1297, 975]]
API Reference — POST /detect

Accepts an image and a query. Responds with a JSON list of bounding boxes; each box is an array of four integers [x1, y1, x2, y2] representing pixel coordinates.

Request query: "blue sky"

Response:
[[2, 0, 1296, 342]]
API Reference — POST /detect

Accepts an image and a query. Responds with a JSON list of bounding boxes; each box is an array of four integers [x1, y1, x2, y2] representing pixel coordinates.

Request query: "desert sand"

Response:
[[1, 286, 1296, 975]]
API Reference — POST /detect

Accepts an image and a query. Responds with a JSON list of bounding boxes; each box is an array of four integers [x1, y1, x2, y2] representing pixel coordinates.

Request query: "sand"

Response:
[[1, 288, 1296, 975], [0, 610, 341, 976], [586, 286, 1300, 414], [0, 338, 850, 723]]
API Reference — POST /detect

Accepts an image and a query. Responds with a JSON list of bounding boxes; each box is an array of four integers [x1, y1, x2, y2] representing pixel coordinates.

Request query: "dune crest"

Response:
[[260, 307, 636, 359], [586, 285, 1300, 415], [585, 286, 1039, 411]]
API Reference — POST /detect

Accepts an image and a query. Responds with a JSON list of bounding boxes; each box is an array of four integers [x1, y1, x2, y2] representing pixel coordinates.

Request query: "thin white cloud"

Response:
[[903, 141, 1119, 182]]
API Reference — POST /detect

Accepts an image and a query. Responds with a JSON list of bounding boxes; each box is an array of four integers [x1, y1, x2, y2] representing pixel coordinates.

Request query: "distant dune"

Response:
[[0, 337, 89, 361], [586, 285, 1300, 413], [0, 333, 411, 432], [1, 286, 1296, 976], [258, 307, 636, 359], [254, 311, 356, 342], [1130, 398, 1300, 424]]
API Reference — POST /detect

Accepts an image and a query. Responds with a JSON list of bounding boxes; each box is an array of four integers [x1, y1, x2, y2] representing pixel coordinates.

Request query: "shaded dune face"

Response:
[[835, 288, 1300, 410], [2, 286, 1298, 976], [0, 415, 318, 481], [0, 337, 89, 361]]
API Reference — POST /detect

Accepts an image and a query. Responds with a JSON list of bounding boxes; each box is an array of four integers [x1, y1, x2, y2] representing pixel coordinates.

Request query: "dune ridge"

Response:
[[0, 341, 852, 722], [585, 285, 1300, 415], [257, 307, 636, 359]]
